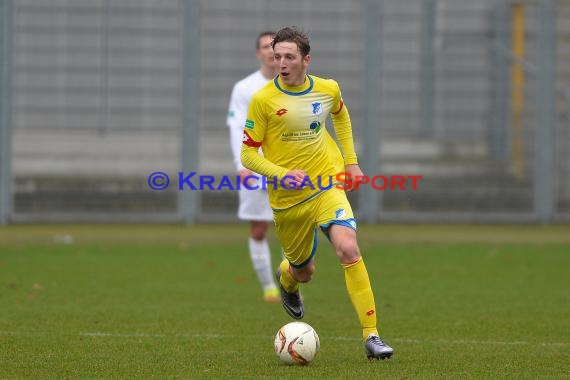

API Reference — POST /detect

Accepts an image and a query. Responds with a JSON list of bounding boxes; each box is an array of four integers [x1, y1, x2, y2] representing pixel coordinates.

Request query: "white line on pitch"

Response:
[[1, 331, 568, 347]]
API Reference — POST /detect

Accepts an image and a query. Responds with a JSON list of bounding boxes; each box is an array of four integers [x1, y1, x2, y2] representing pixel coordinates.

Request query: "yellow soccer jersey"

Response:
[[241, 74, 358, 210]]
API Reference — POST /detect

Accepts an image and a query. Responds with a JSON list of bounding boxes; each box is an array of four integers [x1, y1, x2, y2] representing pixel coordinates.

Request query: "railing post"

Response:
[[534, 0, 556, 223], [0, 0, 13, 225], [359, 0, 383, 223], [179, 0, 201, 224]]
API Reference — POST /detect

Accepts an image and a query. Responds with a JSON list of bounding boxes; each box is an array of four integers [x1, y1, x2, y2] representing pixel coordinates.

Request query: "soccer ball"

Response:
[[274, 322, 320, 365]]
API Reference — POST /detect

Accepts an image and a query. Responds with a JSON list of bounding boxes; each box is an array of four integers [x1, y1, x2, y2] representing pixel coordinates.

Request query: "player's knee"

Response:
[[250, 229, 266, 240], [250, 222, 268, 240], [292, 262, 314, 283], [295, 270, 313, 283]]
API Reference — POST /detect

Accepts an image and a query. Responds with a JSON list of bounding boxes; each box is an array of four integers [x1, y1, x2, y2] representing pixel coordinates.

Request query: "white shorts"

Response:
[[238, 187, 273, 221]]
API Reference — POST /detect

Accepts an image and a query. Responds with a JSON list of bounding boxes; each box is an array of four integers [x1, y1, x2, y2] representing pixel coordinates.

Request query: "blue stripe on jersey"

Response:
[[272, 185, 330, 212], [319, 218, 357, 241], [290, 227, 318, 268], [274, 75, 314, 96]]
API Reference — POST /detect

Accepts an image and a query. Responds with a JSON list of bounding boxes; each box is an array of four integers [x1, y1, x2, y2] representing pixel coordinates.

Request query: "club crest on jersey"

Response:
[[312, 102, 322, 115], [335, 208, 346, 219]]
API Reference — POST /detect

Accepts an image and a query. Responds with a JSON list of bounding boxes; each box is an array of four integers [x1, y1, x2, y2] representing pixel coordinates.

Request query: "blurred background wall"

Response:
[[0, 0, 569, 223]]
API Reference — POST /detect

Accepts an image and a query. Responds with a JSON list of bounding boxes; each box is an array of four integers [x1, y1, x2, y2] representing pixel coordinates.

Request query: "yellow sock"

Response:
[[343, 257, 379, 340], [279, 259, 299, 293]]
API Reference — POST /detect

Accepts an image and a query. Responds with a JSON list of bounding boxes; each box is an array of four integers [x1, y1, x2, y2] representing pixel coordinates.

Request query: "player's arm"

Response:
[[330, 81, 365, 190], [240, 95, 289, 179], [330, 82, 358, 166], [227, 84, 247, 172], [227, 83, 257, 185]]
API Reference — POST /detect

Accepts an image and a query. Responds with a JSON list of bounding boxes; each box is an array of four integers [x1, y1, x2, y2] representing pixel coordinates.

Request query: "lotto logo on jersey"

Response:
[[245, 119, 255, 129]]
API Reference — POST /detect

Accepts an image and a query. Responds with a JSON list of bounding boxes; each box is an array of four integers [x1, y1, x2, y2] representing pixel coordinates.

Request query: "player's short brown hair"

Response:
[[272, 27, 310, 57], [256, 31, 276, 49]]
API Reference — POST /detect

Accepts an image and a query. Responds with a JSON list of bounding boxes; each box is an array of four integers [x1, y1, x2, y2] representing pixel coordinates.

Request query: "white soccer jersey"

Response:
[[227, 70, 272, 171], [227, 70, 274, 221]]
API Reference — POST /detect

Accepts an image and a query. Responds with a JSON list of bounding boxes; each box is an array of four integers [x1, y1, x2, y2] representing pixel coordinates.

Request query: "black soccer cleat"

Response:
[[275, 268, 304, 319], [364, 334, 394, 360]]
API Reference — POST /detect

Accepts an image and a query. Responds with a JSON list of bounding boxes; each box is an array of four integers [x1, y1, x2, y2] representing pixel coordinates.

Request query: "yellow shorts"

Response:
[[273, 188, 357, 268]]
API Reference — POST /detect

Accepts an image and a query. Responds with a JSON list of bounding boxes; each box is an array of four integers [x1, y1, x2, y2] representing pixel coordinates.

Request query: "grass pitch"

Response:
[[0, 224, 569, 379]]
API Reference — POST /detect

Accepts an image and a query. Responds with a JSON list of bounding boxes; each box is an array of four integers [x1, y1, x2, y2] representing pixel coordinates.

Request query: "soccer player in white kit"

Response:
[[227, 31, 280, 302]]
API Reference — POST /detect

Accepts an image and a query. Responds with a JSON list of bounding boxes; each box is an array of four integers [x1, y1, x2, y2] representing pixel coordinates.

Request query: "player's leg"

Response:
[[274, 202, 318, 319], [327, 225, 378, 337], [317, 189, 393, 359], [238, 188, 278, 302], [249, 220, 279, 302]]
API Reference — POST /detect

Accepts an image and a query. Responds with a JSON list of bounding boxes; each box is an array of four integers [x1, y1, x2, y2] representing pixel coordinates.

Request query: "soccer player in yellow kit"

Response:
[[241, 27, 393, 360]]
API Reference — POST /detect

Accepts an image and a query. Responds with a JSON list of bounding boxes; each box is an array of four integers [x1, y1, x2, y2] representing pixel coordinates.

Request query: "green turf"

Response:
[[0, 224, 569, 379]]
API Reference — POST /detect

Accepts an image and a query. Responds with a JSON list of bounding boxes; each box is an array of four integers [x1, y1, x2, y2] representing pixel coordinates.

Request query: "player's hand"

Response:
[[344, 164, 366, 192], [283, 169, 307, 189], [238, 168, 257, 188]]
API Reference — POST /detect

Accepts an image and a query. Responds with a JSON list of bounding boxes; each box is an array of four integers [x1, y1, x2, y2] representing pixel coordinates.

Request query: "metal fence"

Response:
[[0, 0, 568, 224]]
